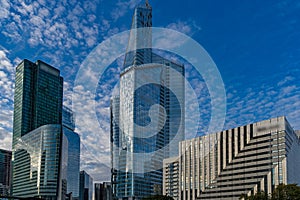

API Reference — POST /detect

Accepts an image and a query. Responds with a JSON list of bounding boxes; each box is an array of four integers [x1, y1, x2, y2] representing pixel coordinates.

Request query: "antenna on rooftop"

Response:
[[145, 0, 150, 7]]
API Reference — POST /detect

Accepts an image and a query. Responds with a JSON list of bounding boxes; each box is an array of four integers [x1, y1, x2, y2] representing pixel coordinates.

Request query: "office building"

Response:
[[95, 182, 112, 200], [0, 149, 12, 196], [12, 59, 63, 148], [110, 98, 119, 198], [111, 1, 185, 199], [79, 171, 93, 200], [13, 124, 62, 199], [12, 59, 64, 199], [162, 117, 300, 200], [163, 157, 179, 200], [62, 106, 80, 199]]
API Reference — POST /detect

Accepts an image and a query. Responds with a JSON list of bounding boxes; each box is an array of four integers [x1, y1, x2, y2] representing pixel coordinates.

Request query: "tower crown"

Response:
[[145, 0, 150, 7]]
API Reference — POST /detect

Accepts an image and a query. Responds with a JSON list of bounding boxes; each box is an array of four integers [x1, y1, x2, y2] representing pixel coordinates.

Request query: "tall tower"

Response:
[[123, 0, 152, 69], [12, 59, 63, 148], [62, 106, 80, 199], [111, 1, 185, 199], [12, 59, 64, 199]]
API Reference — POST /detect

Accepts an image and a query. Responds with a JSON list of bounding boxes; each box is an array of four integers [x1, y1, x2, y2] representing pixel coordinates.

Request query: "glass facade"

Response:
[[123, 3, 152, 69], [111, 97, 120, 198], [12, 124, 62, 200], [62, 107, 80, 199], [63, 106, 76, 131], [111, 2, 185, 199], [0, 149, 12, 196], [95, 182, 112, 200], [13, 59, 63, 148], [12, 59, 64, 199], [79, 171, 93, 200]]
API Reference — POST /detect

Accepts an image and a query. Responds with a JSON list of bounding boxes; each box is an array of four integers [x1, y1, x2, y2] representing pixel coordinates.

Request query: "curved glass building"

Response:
[[13, 124, 62, 199]]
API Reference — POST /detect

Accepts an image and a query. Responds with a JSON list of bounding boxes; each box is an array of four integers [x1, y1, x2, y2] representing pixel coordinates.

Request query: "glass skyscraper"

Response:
[[13, 59, 63, 148], [62, 106, 80, 199], [12, 59, 64, 199], [111, 1, 185, 199]]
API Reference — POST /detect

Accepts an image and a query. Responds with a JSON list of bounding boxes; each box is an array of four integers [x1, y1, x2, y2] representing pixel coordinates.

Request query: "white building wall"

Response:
[[165, 117, 300, 200]]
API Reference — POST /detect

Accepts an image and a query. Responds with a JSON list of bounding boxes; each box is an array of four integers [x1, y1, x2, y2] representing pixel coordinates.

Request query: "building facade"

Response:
[[12, 59, 63, 148], [111, 1, 185, 199], [0, 149, 12, 196], [110, 97, 120, 199], [12, 59, 64, 199], [13, 125, 62, 199], [62, 106, 80, 199], [163, 117, 300, 200], [79, 171, 93, 200], [95, 182, 112, 200], [163, 157, 179, 200]]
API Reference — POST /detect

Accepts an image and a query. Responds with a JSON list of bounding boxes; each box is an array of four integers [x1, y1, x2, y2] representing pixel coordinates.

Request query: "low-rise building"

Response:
[[95, 182, 112, 200], [79, 171, 93, 200], [163, 157, 179, 200], [163, 117, 300, 200], [0, 149, 12, 196]]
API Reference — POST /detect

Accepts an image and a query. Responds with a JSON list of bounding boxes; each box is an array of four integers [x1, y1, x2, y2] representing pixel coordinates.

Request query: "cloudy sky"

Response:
[[0, 0, 299, 182]]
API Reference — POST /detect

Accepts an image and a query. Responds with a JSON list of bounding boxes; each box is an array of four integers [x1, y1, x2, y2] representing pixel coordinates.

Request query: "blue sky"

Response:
[[0, 0, 299, 182]]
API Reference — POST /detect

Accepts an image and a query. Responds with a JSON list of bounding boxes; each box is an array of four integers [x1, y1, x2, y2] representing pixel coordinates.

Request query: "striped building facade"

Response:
[[163, 117, 300, 200]]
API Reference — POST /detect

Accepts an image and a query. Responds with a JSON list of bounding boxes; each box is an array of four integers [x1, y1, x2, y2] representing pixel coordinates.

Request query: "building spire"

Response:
[[145, 0, 150, 7]]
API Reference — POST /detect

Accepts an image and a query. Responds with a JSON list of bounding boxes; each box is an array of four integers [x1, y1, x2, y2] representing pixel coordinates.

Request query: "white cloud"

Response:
[[0, 131, 12, 151], [225, 75, 300, 131], [1, 0, 100, 52], [72, 81, 114, 181], [0, 49, 15, 151], [166, 20, 202, 35], [0, 0, 10, 19], [277, 75, 294, 86], [80, 142, 111, 181], [111, 0, 142, 21]]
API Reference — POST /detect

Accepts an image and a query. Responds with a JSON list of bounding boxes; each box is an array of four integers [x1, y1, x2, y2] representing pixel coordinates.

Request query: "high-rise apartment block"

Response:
[[0, 149, 12, 196], [163, 117, 300, 200], [12, 59, 64, 199], [111, 1, 185, 199]]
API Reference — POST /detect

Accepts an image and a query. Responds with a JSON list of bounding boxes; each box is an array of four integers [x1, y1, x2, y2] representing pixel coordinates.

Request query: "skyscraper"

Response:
[[111, 1, 185, 199], [0, 149, 12, 196], [12, 59, 64, 199], [62, 106, 81, 199], [12, 59, 63, 148], [110, 98, 120, 198]]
